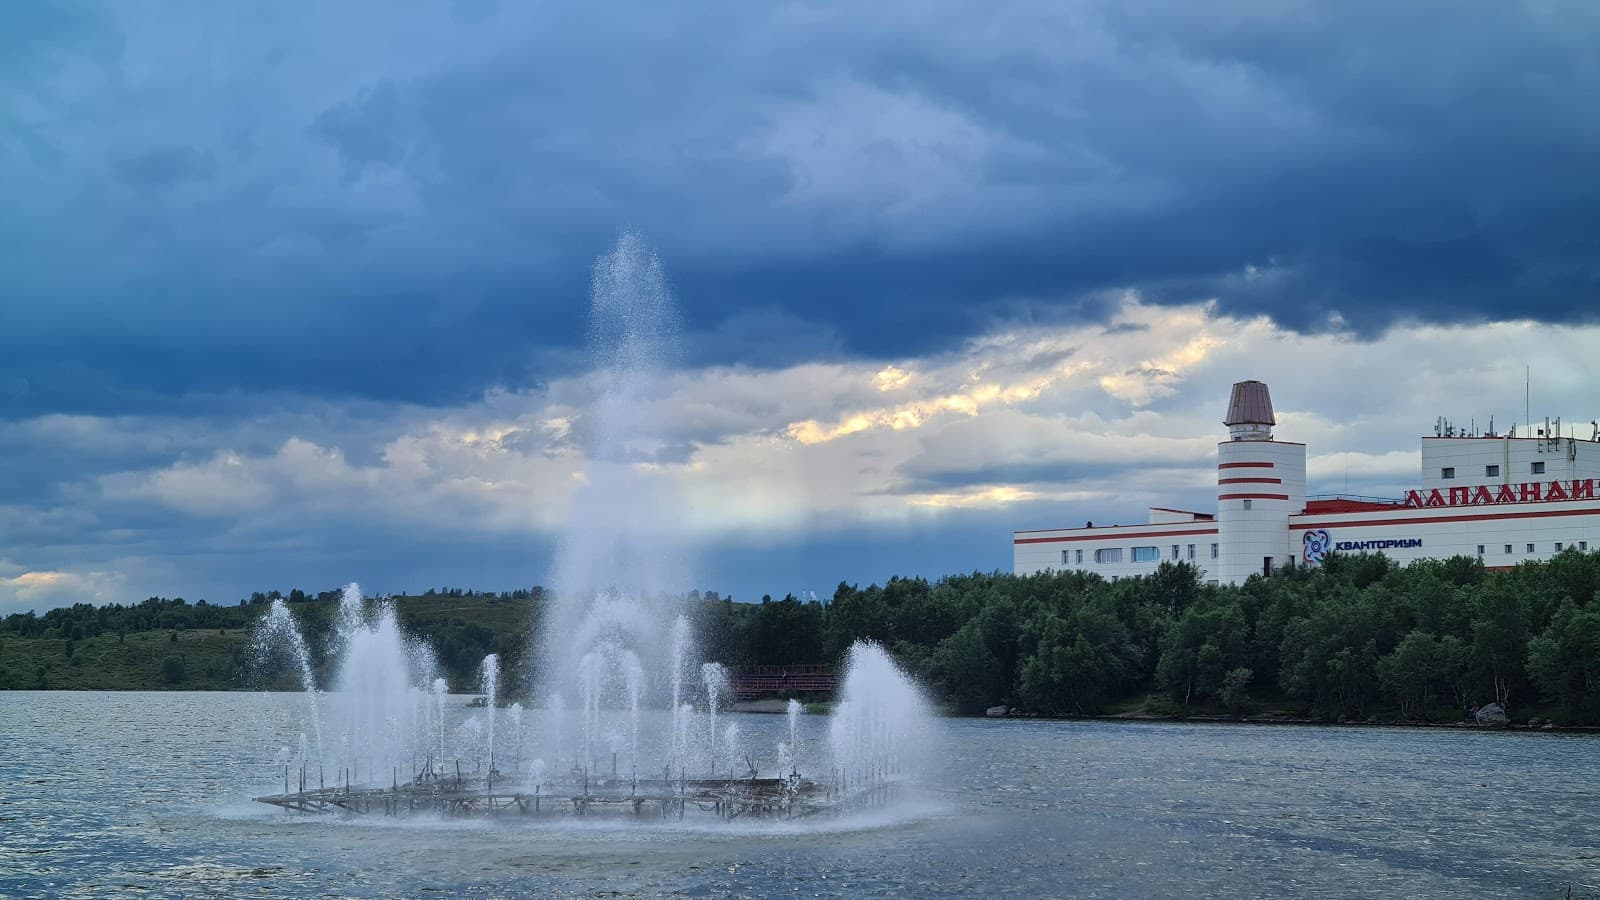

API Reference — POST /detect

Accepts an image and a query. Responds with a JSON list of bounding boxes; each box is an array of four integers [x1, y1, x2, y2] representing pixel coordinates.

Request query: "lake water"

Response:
[[2, 691, 1596, 898]]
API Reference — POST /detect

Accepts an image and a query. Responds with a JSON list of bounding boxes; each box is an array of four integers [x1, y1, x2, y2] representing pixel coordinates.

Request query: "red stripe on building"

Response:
[[1218, 461, 1275, 469], [1292, 505, 1600, 530], [1218, 477, 1283, 485], [1014, 527, 1218, 545], [1219, 492, 1290, 501]]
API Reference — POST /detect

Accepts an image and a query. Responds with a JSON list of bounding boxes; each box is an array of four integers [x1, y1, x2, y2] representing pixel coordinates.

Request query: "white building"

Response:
[[1014, 380, 1600, 584]]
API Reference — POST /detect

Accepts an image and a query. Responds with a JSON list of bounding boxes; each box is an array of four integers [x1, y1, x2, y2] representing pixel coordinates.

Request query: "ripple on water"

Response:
[[3, 693, 1600, 898]]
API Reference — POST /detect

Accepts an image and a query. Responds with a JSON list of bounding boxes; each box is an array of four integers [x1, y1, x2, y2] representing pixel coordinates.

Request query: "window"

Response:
[[1096, 548, 1124, 564], [1527, 543, 1535, 554], [1582, 542, 1589, 552], [1555, 542, 1564, 552], [1131, 546, 1159, 562], [1485, 465, 1499, 477], [1504, 544, 1513, 554], [1062, 550, 1072, 565], [1532, 461, 1546, 474], [1171, 544, 1180, 560], [1211, 543, 1219, 559], [1441, 467, 1456, 479], [1075, 549, 1084, 564], [1187, 544, 1196, 560], [1477, 545, 1485, 556], [1262, 557, 1274, 577], [1243, 499, 1253, 510]]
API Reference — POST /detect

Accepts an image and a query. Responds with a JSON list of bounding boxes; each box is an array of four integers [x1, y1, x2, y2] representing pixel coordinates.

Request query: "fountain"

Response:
[[251, 234, 933, 822]]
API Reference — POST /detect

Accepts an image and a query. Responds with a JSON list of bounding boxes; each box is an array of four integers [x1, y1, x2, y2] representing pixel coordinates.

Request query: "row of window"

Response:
[[1476, 541, 1588, 556], [1066, 544, 1221, 566], [1070, 540, 1591, 567], [1441, 461, 1545, 479]]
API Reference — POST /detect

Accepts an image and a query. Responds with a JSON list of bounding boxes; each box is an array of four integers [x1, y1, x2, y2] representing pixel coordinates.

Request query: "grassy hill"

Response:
[[0, 594, 537, 692], [0, 627, 250, 691]]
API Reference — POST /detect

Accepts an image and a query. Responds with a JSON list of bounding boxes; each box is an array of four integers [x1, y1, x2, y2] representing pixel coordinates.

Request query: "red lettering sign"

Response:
[[1398, 478, 1595, 508]]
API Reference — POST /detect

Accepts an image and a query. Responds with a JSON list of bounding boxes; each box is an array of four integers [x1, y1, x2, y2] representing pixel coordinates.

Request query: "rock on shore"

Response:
[[1475, 703, 1510, 726]]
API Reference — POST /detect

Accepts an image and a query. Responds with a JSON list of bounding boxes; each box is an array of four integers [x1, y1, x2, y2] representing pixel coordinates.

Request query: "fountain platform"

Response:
[[254, 765, 901, 821]]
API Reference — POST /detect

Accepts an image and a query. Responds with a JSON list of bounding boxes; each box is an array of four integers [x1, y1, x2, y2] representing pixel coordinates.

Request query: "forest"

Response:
[[4, 552, 1599, 725]]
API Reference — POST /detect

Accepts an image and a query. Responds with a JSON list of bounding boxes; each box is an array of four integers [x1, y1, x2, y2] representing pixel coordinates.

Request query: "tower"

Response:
[[1216, 380, 1305, 583]]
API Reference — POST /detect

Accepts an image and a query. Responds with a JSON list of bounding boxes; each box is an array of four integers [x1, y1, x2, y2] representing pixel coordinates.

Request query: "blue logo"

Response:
[[1303, 529, 1332, 565]]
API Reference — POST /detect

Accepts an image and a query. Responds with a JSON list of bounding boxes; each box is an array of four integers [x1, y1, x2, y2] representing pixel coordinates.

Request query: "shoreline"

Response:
[[1066, 712, 1600, 734], [7, 686, 1597, 733]]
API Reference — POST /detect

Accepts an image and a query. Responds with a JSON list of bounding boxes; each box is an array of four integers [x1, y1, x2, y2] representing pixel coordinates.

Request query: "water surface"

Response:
[[3, 692, 1596, 898]]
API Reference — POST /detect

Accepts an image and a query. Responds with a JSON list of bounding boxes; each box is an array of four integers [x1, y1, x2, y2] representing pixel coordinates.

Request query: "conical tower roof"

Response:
[[1224, 380, 1275, 426]]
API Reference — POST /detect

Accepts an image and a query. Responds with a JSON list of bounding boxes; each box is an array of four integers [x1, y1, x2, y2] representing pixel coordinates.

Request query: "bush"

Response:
[[161, 654, 187, 684], [1219, 667, 1254, 715]]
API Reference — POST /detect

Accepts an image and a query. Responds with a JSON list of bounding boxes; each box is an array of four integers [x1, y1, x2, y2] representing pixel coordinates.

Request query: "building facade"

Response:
[[1014, 380, 1600, 584]]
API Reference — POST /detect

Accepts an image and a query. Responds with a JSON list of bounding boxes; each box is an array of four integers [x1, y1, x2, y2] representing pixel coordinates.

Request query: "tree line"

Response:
[[5, 554, 1599, 723], [698, 553, 1600, 724]]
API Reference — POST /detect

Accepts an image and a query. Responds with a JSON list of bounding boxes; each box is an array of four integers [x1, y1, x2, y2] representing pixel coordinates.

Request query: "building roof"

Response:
[[1224, 380, 1275, 426], [1301, 497, 1405, 514]]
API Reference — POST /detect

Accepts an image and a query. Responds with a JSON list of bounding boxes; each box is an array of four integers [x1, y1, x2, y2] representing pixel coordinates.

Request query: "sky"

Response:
[[2, 1, 1598, 614]]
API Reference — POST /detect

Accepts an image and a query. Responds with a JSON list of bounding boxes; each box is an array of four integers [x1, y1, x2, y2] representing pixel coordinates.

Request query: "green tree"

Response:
[[1527, 602, 1600, 719], [1376, 630, 1459, 719], [931, 621, 1005, 714], [1156, 599, 1249, 705], [1468, 580, 1531, 709], [1016, 602, 1135, 715]]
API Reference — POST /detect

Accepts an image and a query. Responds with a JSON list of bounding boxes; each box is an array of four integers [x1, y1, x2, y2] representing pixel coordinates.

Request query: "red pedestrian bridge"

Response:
[[732, 665, 838, 700]]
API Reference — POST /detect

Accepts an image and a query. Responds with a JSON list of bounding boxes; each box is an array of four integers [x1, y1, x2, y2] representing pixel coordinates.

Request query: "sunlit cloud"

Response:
[[9, 292, 1600, 610]]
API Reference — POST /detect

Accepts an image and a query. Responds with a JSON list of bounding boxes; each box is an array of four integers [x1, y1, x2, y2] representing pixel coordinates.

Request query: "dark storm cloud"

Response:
[[2, 1, 1595, 419]]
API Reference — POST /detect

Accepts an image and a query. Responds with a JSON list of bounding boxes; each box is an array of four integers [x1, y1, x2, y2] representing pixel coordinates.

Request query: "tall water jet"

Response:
[[830, 642, 934, 789], [786, 699, 803, 770], [326, 583, 440, 785], [544, 692, 566, 770], [432, 677, 449, 771], [621, 650, 644, 776], [538, 233, 687, 672], [666, 616, 692, 769], [507, 702, 524, 779], [253, 599, 323, 762], [723, 721, 743, 777], [480, 654, 500, 772], [702, 662, 729, 773], [530, 233, 693, 782]]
